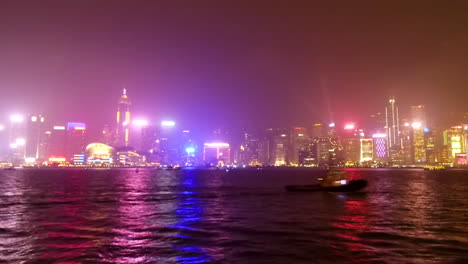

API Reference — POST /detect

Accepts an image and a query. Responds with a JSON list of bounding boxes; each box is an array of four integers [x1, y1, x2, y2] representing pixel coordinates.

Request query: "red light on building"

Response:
[[344, 123, 355, 130]]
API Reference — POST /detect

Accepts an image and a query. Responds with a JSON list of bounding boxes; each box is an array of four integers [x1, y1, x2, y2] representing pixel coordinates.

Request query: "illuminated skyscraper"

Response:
[[203, 142, 231, 166], [444, 126, 466, 163], [411, 105, 427, 127], [412, 122, 426, 164], [384, 97, 400, 153], [66, 122, 87, 164], [116, 88, 131, 147], [289, 127, 309, 165], [360, 139, 373, 164], [25, 114, 46, 160], [372, 133, 388, 163]]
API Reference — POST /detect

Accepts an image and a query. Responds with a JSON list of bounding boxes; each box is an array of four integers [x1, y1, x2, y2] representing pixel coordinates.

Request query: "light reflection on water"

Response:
[[173, 170, 211, 264], [0, 168, 467, 263]]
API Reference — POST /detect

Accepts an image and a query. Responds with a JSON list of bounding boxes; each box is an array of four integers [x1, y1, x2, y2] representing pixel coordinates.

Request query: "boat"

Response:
[[423, 165, 446, 171], [285, 179, 367, 192], [285, 170, 368, 192]]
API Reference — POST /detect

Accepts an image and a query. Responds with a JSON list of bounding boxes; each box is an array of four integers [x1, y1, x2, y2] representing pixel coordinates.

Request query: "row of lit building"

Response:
[[0, 91, 467, 167]]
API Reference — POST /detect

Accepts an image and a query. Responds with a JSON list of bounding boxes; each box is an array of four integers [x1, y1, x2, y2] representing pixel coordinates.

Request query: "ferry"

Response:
[[423, 165, 446, 171], [285, 170, 368, 192]]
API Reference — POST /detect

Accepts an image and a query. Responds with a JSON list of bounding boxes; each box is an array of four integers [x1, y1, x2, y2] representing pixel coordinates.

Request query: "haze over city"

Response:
[[1, 2, 468, 136]]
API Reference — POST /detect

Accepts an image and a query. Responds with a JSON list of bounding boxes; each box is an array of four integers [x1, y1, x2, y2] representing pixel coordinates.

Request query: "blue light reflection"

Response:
[[173, 170, 211, 263]]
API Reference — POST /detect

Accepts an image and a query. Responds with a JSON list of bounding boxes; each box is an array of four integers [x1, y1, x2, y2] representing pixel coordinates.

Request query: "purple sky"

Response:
[[1, 1, 467, 136]]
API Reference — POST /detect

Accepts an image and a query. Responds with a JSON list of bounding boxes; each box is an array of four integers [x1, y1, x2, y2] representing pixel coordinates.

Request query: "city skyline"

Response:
[[1, 89, 467, 167]]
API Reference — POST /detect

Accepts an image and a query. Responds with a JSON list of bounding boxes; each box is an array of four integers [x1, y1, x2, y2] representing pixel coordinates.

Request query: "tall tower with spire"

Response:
[[116, 88, 131, 147]]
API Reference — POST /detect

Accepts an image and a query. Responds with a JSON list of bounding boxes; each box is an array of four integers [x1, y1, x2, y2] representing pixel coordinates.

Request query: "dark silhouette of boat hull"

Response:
[[285, 179, 367, 192]]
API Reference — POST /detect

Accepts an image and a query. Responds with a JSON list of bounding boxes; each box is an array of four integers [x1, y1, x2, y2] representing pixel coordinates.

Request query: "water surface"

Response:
[[0, 168, 467, 263]]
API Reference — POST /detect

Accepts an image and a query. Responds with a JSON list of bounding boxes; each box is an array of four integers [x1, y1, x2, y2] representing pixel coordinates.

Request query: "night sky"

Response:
[[1, 1, 467, 136]]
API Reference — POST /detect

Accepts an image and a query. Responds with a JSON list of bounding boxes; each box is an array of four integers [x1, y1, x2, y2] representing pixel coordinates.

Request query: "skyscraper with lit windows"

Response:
[[116, 88, 131, 147], [385, 97, 400, 154]]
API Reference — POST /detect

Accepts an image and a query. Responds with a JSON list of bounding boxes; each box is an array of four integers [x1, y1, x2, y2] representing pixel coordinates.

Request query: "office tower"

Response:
[[25, 114, 46, 160], [411, 105, 427, 127], [311, 124, 324, 139], [116, 88, 131, 147], [372, 133, 388, 163], [444, 126, 466, 164], [360, 139, 373, 164], [289, 127, 310, 165], [341, 123, 360, 166], [266, 128, 289, 166], [203, 142, 231, 166], [310, 136, 340, 167], [385, 97, 400, 154], [238, 131, 268, 166], [412, 122, 426, 164], [9, 114, 26, 163], [327, 123, 336, 137], [159, 120, 182, 165], [66, 122, 87, 164], [424, 128, 436, 164], [47, 125, 67, 162], [368, 112, 385, 134]]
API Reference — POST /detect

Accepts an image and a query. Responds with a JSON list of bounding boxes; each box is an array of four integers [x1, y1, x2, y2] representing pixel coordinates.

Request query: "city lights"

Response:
[[0, 89, 466, 169], [412, 122, 422, 129], [161, 120, 175, 127], [25, 157, 36, 163], [132, 119, 149, 127], [16, 138, 26, 146], [185, 147, 195, 154], [10, 114, 24, 123], [204, 142, 229, 147]]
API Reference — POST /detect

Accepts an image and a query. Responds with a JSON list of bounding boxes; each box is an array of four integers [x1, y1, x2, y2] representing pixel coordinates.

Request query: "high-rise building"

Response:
[[424, 128, 436, 164], [203, 142, 231, 166], [341, 122, 361, 166], [238, 131, 268, 166], [412, 122, 426, 164], [411, 105, 427, 127], [116, 88, 131, 147], [372, 133, 388, 163], [66, 122, 87, 164], [289, 127, 310, 165], [444, 126, 466, 163], [360, 139, 373, 164], [385, 97, 400, 155], [310, 124, 324, 139], [47, 125, 67, 161], [310, 136, 340, 167], [25, 114, 46, 160], [9, 114, 26, 163], [267, 129, 289, 166]]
